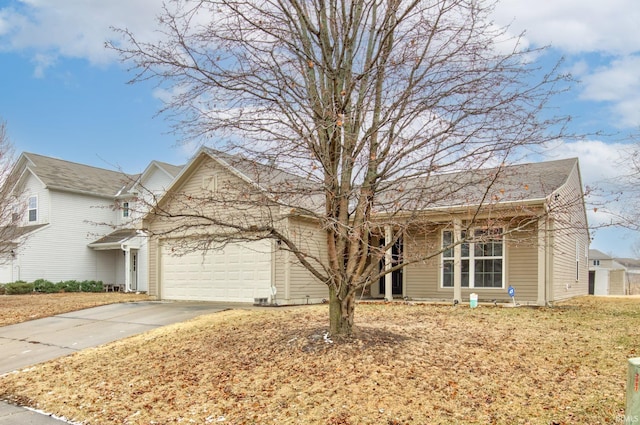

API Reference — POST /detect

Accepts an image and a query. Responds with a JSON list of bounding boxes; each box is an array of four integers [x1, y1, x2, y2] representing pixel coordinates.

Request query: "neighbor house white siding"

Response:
[[15, 189, 116, 282], [22, 170, 50, 225]]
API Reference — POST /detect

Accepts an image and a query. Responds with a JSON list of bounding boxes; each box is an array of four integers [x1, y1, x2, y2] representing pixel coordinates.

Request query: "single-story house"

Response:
[[144, 148, 589, 306]]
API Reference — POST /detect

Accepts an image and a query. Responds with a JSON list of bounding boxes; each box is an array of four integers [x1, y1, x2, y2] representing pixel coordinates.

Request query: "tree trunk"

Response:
[[328, 284, 356, 336]]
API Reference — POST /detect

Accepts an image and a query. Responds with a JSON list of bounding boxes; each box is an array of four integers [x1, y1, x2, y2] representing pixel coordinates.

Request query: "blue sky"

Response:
[[1, 0, 639, 257]]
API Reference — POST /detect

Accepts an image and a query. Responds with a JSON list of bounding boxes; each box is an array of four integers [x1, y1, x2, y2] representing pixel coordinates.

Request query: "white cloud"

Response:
[[493, 0, 640, 55], [579, 56, 640, 127], [0, 0, 163, 69], [542, 139, 632, 186], [493, 1, 640, 131], [541, 139, 637, 240], [31, 53, 55, 78]]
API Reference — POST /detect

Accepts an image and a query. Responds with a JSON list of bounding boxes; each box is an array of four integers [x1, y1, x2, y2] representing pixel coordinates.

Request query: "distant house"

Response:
[[0, 152, 182, 291], [588, 249, 627, 295], [612, 257, 640, 295], [144, 148, 590, 306]]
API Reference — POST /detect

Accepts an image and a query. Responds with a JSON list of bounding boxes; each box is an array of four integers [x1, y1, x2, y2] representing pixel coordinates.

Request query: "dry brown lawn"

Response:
[[1, 296, 639, 424], [0, 292, 151, 326]]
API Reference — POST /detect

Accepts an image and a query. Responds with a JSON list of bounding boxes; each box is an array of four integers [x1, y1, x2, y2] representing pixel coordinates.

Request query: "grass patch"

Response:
[[0, 296, 638, 424], [0, 292, 151, 326]]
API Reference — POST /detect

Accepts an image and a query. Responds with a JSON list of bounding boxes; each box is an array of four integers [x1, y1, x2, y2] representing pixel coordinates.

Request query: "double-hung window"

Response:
[[122, 201, 130, 218], [28, 196, 37, 223], [442, 228, 504, 288]]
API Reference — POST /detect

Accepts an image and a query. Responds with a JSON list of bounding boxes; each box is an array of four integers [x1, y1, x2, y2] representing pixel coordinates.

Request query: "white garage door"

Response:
[[160, 239, 272, 302]]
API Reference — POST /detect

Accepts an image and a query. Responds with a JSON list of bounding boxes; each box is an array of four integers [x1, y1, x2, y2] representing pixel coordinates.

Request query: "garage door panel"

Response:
[[161, 240, 272, 302]]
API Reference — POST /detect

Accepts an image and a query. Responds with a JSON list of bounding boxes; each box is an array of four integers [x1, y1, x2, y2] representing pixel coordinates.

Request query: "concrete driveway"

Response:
[[0, 301, 236, 424]]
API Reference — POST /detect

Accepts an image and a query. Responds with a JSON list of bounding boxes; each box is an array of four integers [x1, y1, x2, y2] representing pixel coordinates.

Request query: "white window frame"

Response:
[[575, 240, 580, 281], [122, 201, 130, 218], [28, 196, 38, 223], [441, 227, 505, 289]]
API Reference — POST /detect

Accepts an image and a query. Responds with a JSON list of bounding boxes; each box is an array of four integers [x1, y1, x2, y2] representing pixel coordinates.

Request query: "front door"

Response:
[[379, 238, 403, 296]]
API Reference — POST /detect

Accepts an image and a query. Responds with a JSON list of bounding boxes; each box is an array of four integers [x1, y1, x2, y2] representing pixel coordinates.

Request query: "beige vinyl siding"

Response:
[[609, 269, 626, 295], [272, 246, 287, 302], [146, 155, 256, 235], [403, 232, 444, 299], [148, 237, 160, 297], [146, 154, 293, 300], [147, 155, 257, 297], [548, 164, 589, 301], [400, 224, 539, 303], [504, 232, 539, 302], [283, 217, 329, 303]]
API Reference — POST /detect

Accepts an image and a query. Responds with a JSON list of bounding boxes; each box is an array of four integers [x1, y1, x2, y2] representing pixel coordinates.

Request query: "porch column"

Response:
[[123, 247, 131, 293], [453, 218, 462, 304], [384, 225, 393, 301]]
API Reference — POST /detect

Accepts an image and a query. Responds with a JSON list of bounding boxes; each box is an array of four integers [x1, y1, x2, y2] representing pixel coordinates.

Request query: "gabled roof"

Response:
[[18, 152, 139, 199], [205, 148, 317, 190], [0, 223, 48, 243], [154, 161, 184, 178], [137, 160, 184, 185], [615, 258, 640, 269], [589, 249, 627, 270], [413, 157, 580, 208], [128, 160, 184, 196], [589, 249, 612, 260], [158, 148, 581, 217]]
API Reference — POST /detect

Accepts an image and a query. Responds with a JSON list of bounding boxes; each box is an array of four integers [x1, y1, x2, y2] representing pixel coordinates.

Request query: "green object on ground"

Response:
[[626, 357, 640, 424]]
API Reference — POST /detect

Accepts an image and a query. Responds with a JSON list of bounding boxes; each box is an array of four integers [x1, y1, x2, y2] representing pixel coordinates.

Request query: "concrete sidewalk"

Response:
[[0, 301, 237, 424]]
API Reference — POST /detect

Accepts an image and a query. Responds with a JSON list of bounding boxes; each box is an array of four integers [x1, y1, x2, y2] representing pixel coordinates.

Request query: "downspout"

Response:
[[453, 218, 462, 304], [270, 239, 278, 305], [545, 211, 552, 306], [121, 243, 130, 293], [384, 225, 393, 301]]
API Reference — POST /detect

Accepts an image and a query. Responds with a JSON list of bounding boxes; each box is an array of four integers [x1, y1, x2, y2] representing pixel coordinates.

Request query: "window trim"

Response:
[[575, 240, 580, 281], [27, 196, 38, 223], [122, 201, 130, 218], [441, 227, 505, 289]]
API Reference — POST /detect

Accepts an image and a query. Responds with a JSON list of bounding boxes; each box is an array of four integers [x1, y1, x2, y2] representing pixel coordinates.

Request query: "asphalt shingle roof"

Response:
[[201, 148, 578, 216], [154, 161, 184, 179], [419, 157, 579, 207], [23, 153, 139, 198]]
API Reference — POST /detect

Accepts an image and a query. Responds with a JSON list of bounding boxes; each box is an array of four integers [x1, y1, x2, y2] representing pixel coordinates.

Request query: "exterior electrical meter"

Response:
[[627, 358, 640, 424]]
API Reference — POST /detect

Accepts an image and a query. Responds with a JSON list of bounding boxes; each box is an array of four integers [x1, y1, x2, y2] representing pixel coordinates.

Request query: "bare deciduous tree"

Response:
[[111, 0, 572, 335], [0, 120, 25, 262]]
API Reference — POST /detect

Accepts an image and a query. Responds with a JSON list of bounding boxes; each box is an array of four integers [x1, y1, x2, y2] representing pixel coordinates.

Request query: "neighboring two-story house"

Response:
[[0, 153, 182, 291], [588, 249, 627, 295]]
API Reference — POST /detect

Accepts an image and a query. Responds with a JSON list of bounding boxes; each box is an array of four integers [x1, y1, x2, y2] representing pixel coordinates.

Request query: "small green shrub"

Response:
[[3, 279, 106, 294], [5, 281, 34, 295], [59, 280, 81, 293], [81, 280, 105, 293], [33, 279, 58, 293]]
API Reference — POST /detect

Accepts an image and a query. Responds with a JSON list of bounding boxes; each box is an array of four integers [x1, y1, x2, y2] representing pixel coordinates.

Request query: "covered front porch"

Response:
[[88, 229, 147, 293], [367, 217, 546, 306]]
